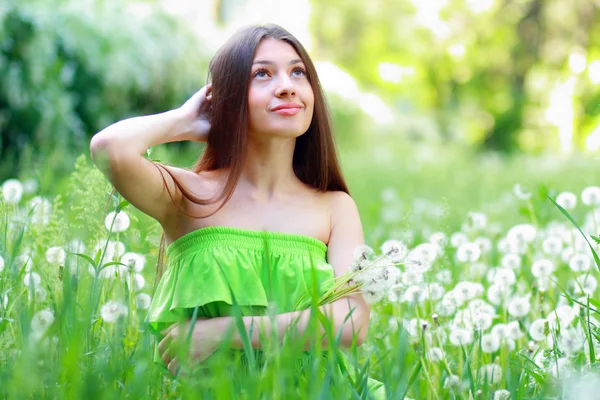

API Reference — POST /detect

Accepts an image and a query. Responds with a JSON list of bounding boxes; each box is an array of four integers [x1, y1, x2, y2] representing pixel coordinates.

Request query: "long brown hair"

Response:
[[151, 24, 350, 291]]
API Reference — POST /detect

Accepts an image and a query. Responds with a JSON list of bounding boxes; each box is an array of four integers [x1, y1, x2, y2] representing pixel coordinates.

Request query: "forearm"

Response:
[[226, 295, 370, 351], [90, 108, 192, 156]]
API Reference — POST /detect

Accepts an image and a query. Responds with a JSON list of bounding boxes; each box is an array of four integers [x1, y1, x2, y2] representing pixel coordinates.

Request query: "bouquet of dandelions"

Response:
[[293, 239, 435, 310]]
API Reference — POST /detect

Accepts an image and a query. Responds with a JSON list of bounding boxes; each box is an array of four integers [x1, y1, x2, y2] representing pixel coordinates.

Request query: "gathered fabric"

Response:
[[145, 226, 385, 399]]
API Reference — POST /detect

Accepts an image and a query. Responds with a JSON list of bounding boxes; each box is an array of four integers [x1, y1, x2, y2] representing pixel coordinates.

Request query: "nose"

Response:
[[275, 73, 296, 98]]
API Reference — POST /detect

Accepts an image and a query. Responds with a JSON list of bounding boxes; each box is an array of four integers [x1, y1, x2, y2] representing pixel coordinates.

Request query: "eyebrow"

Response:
[[252, 59, 304, 66]]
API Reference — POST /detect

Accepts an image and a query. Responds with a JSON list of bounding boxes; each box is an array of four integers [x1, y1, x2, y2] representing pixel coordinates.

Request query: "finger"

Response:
[[160, 323, 178, 336], [161, 345, 172, 368], [158, 333, 174, 356], [168, 357, 180, 377]]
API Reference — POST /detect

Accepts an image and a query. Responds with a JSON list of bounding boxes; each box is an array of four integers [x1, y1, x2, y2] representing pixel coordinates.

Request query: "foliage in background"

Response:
[[0, 0, 210, 181], [311, 0, 600, 152]]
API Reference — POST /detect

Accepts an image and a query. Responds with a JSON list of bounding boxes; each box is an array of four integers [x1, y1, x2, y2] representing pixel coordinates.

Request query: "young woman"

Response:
[[90, 24, 385, 398]]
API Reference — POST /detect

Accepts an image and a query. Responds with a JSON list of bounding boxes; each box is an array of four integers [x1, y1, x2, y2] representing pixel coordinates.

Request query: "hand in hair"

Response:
[[177, 84, 213, 143]]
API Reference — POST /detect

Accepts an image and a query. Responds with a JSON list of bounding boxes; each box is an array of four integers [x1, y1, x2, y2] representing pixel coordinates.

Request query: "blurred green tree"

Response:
[[0, 0, 210, 181]]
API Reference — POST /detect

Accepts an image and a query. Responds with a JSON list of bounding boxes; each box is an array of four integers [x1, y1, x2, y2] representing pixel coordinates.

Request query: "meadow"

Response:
[[1, 141, 600, 399]]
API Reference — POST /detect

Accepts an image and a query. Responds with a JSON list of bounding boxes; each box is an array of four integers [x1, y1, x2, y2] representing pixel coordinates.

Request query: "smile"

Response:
[[273, 107, 301, 116]]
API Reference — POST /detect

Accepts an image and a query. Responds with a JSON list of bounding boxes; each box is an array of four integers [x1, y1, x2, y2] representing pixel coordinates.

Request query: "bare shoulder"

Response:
[[161, 166, 224, 197], [325, 191, 361, 227]]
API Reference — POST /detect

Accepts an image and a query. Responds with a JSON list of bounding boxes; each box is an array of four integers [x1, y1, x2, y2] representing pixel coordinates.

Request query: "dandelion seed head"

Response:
[[450, 232, 468, 248], [120, 252, 146, 273], [456, 242, 481, 263], [1, 179, 24, 204], [507, 296, 531, 318], [569, 254, 591, 272], [582, 186, 600, 206], [557, 192, 577, 210], [105, 211, 130, 233], [45, 246, 66, 265], [135, 293, 152, 310], [100, 300, 128, 323], [481, 333, 500, 353], [479, 363, 503, 384], [513, 183, 532, 200]]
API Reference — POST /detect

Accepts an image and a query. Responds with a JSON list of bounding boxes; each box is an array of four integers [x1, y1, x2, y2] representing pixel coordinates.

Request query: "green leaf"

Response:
[[73, 253, 97, 269], [116, 200, 129, 213]]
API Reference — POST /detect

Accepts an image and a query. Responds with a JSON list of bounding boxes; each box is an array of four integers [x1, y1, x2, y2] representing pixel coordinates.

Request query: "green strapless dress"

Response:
[[145, 226, 385, 399]]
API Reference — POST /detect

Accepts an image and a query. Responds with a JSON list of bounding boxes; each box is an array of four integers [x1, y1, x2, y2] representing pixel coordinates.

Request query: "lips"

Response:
[[271, 103, 302, 112]]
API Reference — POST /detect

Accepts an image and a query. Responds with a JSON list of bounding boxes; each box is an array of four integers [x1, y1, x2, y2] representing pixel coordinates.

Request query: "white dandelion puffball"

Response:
[[466, 211, 488, 231], [507, 224, 537, 244], [456, 242, 481, 263], [100, 300, 128, 323], [492, 268, 516, 288], [0, 256, 4, 274], [380, 240, 408, 263], [120, 252, 146, 272], [501, 254, 521, 270], [126, 273, 146, 292], [444, 375, 460, 389], [507, 296, 531, 318], [569, 254, 591, 272], [353, 244, 375, 261], [557, 192, 577, 210], [449, 328, 474, 346], [105, 211, 130, 233], [450, 232, 468, 248], [14, 254, 34, 272], [582, 186, 600, 206], [429, 232, 448, 248], [531, 259, 555, 278], [547, 306, 577, 329], [362, 288, 386, 304], [479, 364, 503, 385], [506, 321, 525, 340], [475, 237, 492, 253], [135, 293, 152, 310], [24, 272, 41, 287], [481, 333, 500, 353], [542, 236, 563, 256], [31, 309, 55, 339], [28, 286, 47, 302], [406, 243, 437, 273], [493, 389, 511, 400], [1, 179, 24, 204], [66, 239, 86, 254], [427, 347, 445, 362], [98, 264, 128, 280], [45, 246, 66, 265], [513, 183, 532, 200]]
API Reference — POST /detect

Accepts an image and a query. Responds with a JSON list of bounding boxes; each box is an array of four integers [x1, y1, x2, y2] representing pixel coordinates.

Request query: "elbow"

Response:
[[89, 134, 122, 173]]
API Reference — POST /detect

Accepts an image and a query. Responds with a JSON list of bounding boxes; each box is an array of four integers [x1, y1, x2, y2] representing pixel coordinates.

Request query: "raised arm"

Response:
[[89, 85, 212, 225]]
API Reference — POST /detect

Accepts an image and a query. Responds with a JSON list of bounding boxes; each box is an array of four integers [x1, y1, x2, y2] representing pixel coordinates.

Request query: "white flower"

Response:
[[466, 212, 488, 231], [1, 179, 23, 204], [531, 259, 555, 278], [444, 374, 460, 389], [501, 254, 521, 270], [380, 240, 407, 263], [450, 232, 468, 248], [31, 309, 55, 340], [557, 192, 577, 210], [507, 224, 537, 244], [27, 286, 47, 302], [487, 283, 508, 306], [436, 269, 452, 284], [547, 306, 577, 329], [362, 289, 386, 304], [45, 246, 66, 265], [105, 211, 130, 233], [29, 196, 53, 225], [474, 237, 492, 254], [546, 357, 571, 378], [24, 272, 41, 287], [98, 264, 129, 280], [405, 243, 437, 273], [542, 236, 563, 256], [554, 327, 584, 356], [492, 268, 516, 288], [449, 328, 474, 346], [0, 256, 4, 274], [513, 184, 532, 200], [493, 389, 511, 400], [402, 285, 425, 303], [454, 282, 479, 302], [456, 243, 481, 263], [387, 283, 404, 303], [126, 273, 146, 292], [507, 296, 531, 318], [569, 254, 591, 272], [353, 245, 375, 261], [100, 300, 128, 323], [506, 321, 525, 340], [574, 275, 598, 295], [429, 232, 447, 248], [582, 186, 600, 206], [66, 239, 86, 254], [481, 333, 500, 353], [423, 283, 445, 300], [120, 252, 146, 273], [479, 364, 503, 384], [427, 347, 444, 362], [135, 293, 152, 310]]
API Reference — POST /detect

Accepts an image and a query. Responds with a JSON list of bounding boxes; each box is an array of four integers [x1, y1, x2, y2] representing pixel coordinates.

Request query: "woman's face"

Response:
[[247, 38, 314, 139]]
